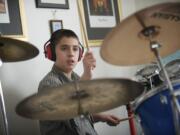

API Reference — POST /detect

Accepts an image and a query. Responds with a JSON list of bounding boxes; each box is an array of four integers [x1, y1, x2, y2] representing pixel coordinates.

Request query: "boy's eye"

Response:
[[61, 46, 67, 50], [73, 47, 79, 51]]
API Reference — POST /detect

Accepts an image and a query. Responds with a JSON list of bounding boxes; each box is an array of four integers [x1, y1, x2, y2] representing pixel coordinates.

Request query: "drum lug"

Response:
[[160, 95, 168, 105]]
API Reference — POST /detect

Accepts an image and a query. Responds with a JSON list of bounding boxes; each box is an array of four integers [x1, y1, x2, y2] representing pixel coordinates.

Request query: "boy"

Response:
[[39, 29, 121, 135]]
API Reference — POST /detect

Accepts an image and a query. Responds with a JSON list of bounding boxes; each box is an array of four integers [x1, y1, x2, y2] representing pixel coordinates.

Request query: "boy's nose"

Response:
[[68, 48, 74, 56]]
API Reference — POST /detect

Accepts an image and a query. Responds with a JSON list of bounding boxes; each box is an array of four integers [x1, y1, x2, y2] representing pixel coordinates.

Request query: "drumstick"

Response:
[[106, 116, 135, 126], [77, 1, 89, 51], [119, 116, 134, 122]]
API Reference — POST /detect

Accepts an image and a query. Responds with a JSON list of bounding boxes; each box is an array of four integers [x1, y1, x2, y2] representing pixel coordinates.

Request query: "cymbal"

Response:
[[16, 78, 144, 120], [0, 37, 39, 62], [100, 2, 180, 66]]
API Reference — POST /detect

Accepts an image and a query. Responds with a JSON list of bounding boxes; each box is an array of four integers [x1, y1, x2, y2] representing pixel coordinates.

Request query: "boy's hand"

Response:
[[92, 114, 121, 126], [81, 51, 96, 80]]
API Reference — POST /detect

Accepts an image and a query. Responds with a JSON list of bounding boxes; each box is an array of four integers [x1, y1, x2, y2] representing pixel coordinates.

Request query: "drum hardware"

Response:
[[126, 104, 137, 135], [0, 59, 9, 135], [15, 78, 144, 120], [134, 115, 145, 135], [150, 41, 180, 135], [160, 94, 168, 104], [174, 90, 180, 110]]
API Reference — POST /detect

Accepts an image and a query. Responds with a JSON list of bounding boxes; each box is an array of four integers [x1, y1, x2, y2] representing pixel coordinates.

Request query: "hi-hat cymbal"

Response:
[[0, 37, 39, 62], [16, 78, 144, 120], [100, 2, 180, 66]]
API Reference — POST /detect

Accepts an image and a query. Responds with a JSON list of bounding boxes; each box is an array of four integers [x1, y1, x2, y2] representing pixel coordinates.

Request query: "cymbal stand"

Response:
[[150, 41, 180, 135], [0, 59, 9, 135], [126, 104, 137, 135]]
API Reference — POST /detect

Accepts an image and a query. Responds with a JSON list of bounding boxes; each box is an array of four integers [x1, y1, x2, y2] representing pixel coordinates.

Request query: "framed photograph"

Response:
[[77, 0, 121, 46], [0, 0, 26, 38], [49, 20, 63, 34], [36, 0, 69, 9]]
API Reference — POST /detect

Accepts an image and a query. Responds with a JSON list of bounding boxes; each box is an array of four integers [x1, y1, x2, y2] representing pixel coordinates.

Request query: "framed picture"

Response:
[[0, 0, 27, 39], [0, 0, 26, 38], [49, 20, 63, 34], [77, 0, 121, 46], [36, 0, 69, 9], [0, 0, 6, 13]]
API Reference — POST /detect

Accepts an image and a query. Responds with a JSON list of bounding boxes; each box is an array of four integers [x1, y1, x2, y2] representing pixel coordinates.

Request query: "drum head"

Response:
[[159, 59, 180, 81], [136, 64, 159, 78]]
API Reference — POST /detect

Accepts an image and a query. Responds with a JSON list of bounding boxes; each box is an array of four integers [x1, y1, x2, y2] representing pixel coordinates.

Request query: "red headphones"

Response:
[[44, 40, 84, 61]]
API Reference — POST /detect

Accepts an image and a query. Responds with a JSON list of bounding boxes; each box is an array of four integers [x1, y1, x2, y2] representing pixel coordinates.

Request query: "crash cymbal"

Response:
[[16, 78, 143, 120], [100, 2, 180, 66], [0, 37, 39, 62]]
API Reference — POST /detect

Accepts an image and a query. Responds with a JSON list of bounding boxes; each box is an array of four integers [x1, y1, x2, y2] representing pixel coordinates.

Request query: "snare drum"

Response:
[[133, 79, 180, 135]]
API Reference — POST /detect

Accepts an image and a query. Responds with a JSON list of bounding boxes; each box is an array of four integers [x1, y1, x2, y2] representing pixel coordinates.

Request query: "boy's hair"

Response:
[[44, 29, 84, 61]]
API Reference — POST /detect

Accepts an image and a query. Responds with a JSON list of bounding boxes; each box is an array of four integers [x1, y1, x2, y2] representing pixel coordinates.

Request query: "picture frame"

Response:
[[49, 20, 63, 34], [36, 0, 69, 9], [0, 0, 27, 39], [77, 0, 122, 46]]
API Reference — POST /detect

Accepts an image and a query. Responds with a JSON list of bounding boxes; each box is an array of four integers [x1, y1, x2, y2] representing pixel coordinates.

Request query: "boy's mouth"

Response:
[[67, 59, 75, 65]]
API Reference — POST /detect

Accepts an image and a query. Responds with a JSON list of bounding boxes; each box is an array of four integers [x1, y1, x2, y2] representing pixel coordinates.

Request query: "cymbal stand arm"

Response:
[[149, 77, 153, 89], [0, 59, 9, 135], [150, 41, 180, 135]]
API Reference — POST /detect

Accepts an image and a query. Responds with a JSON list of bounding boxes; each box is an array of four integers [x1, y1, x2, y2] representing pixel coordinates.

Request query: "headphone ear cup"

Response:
[[78, 44, 84, 61], [44, 43, 53, 60]]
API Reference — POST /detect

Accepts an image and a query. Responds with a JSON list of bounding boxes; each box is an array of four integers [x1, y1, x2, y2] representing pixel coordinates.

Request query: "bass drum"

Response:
[[133, 79, 180, 135]]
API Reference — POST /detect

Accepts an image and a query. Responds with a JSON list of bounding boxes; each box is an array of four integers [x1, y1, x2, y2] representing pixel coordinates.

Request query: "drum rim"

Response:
[[132, 79, 180, 111]]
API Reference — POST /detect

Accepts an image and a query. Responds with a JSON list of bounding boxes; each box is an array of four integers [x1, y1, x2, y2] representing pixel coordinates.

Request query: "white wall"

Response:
[[0, 0, 179, 135]]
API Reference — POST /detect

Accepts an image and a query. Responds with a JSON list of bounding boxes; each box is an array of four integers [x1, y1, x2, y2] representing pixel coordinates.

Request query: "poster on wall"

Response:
[[78, 0, 121, 46]]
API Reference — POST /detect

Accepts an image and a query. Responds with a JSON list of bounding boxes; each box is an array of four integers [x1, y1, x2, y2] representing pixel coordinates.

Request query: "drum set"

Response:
[[100, 2, 180, 135], [0, 2, 180, 135]]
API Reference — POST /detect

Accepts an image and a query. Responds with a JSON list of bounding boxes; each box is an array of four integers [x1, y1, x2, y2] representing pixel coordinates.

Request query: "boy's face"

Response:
[[55, 36, 80, 73]]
